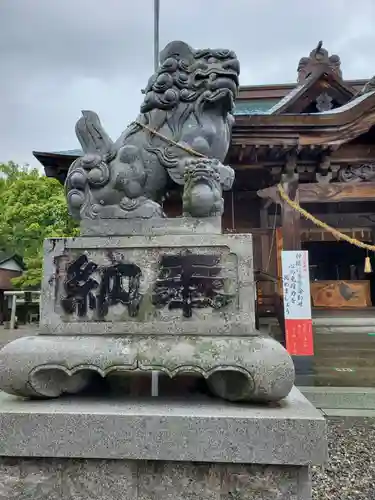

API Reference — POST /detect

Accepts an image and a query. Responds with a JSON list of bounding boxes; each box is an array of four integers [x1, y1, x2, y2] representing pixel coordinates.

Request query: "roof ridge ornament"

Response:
[[356, 75, 375, 97], [297, 41, 342, 84]]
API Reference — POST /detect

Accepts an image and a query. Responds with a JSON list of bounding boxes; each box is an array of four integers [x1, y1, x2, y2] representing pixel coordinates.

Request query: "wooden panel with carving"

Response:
[[311, 280, 371, 308], [258, 182, 375, 205], [301, 228, 372, 242], [301, 183, 375, 203]]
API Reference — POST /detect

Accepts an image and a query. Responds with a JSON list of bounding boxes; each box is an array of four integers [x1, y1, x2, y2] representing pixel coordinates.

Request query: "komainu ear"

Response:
[[159, 40, 194, 64]]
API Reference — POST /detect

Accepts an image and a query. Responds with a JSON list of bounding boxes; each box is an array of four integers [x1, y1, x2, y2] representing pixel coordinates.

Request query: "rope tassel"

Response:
[[365, 255, 373, 273]]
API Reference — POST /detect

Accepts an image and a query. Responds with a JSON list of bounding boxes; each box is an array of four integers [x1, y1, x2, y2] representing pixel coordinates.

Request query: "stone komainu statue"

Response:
[[65, 41, 240, 220]]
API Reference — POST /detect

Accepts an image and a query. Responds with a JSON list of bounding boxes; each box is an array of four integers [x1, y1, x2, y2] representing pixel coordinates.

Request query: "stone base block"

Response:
[[0, 458, 311, 499], [0, 334, 295, 402], [40, 233, 256, 336], [80, 216, 222, 236], [0, 388, 326, 499]]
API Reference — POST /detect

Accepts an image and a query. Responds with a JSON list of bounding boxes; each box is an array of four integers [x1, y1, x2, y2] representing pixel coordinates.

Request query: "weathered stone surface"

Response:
[[65, 41, 239, 221], [0, 458, 312, 499], [0, 230, 298, 402], [40, 233, 256, 336], [80, 216, 222, 236], [0, 389, 325, 499], [0, 334, 294, 400], [137, 462, 311, 500], [0, 388, 326, 465], [0, 458, 137, 499], [182, 159, 232, 217]]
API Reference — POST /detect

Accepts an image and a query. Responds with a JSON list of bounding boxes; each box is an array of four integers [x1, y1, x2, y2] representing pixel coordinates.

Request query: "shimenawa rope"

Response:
[[277, 184, 375, 252], [136, 119, 375, 251]]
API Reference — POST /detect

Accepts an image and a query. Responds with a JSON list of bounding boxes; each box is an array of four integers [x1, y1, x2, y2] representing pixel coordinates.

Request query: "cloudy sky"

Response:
[[1, 0, 375, 167]]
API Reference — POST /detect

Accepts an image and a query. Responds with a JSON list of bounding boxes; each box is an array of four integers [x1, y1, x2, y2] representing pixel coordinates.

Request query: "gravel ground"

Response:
[[312, 417, 375, 499]]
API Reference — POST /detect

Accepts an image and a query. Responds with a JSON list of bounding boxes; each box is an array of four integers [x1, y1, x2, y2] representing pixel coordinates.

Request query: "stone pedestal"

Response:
[[0, 219, 326, 498], [0, 229, 295, 402], [0, 387, 326, 499]]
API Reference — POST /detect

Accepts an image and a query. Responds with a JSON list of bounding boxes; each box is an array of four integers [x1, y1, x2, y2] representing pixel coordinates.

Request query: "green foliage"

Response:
[[0, 162, 79, 289]]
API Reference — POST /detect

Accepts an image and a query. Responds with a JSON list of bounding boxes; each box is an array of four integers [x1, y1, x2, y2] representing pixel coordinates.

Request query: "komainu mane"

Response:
[[65, 40, 240, 220]]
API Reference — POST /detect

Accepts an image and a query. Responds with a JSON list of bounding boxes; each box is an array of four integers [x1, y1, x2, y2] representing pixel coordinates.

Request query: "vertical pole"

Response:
[[0, 290, 4, 325], [154, 0, 160, 72], [10, 294, 17, 330], [151, 0, 160, 398]]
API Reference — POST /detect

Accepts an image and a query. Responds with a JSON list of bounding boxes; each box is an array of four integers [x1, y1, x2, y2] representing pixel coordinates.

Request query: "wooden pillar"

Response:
[[278, 170, 301, 345], [276, 229, 283, 295], [0, 290, 5, 325], [259, 199, 270, 228], [281, 172, 301, 251], [256, 163, 304, 353]]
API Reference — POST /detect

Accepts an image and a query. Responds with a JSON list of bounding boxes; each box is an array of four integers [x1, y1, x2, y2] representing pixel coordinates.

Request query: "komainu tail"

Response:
[[75, 110, 114, 159]]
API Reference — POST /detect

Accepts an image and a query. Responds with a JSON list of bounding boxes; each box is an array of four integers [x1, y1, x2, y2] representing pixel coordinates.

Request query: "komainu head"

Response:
[[140, 40, 240, 117]]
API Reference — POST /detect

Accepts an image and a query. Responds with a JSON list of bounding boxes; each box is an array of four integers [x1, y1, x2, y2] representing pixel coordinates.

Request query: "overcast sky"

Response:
[[1, 0, 375, 167]]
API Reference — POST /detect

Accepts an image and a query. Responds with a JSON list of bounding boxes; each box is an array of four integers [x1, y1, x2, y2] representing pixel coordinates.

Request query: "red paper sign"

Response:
[[285, 319, 314, 356]]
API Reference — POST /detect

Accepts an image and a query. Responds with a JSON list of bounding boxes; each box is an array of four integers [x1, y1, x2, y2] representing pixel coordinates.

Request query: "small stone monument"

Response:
[[0, 41, 326, 499]]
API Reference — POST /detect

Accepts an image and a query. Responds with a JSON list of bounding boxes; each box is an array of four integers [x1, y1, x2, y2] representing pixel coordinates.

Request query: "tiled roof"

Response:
[[234, 99, 279, 115], [267, 84, 306, 114], [0, 252, 25, 269], [50, 149, 83, 156], [0, 252, 10, 265], [46, 97, 281, 157]]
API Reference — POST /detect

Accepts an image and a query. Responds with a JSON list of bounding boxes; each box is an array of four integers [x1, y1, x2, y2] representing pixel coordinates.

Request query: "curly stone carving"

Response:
[[0, 335, 294, 402], [65, 40, 239, 220], [182, 158, 233, 217]]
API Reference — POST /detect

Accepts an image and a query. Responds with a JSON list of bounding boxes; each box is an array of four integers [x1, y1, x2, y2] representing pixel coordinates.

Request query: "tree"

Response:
[[0, 162, 78, 288]]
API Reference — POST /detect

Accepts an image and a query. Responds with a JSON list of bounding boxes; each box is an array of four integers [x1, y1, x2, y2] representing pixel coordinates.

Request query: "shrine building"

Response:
[[33, 43, 375, 387]]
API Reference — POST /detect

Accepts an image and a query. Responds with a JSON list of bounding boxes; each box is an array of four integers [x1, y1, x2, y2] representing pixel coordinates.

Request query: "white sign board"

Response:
[[281, 250, 311, 320], [281, 250, 314, 356]]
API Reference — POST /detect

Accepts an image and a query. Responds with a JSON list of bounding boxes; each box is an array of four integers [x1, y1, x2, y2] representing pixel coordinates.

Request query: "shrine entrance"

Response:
[[303, 239, 375, 309]]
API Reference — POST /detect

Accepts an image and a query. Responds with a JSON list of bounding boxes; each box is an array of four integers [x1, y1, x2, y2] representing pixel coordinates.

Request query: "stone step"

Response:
[[315, 345, 375, 355], [313, 326, 375, 334], [259, 319, 375, 386], [260, 319, 375, 337], [315, 336, 375, 348], [297, 369, 375, 387], [260, 313, 375, 326], [313, 316, 375, 327], [300, 386, 375, 410], [312, 356, 375, 368]]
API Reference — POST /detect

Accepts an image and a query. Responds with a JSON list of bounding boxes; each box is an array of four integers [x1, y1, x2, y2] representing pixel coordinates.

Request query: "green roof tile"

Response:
[[234, 99, 280, 115], [51, 149, 82, 156]]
